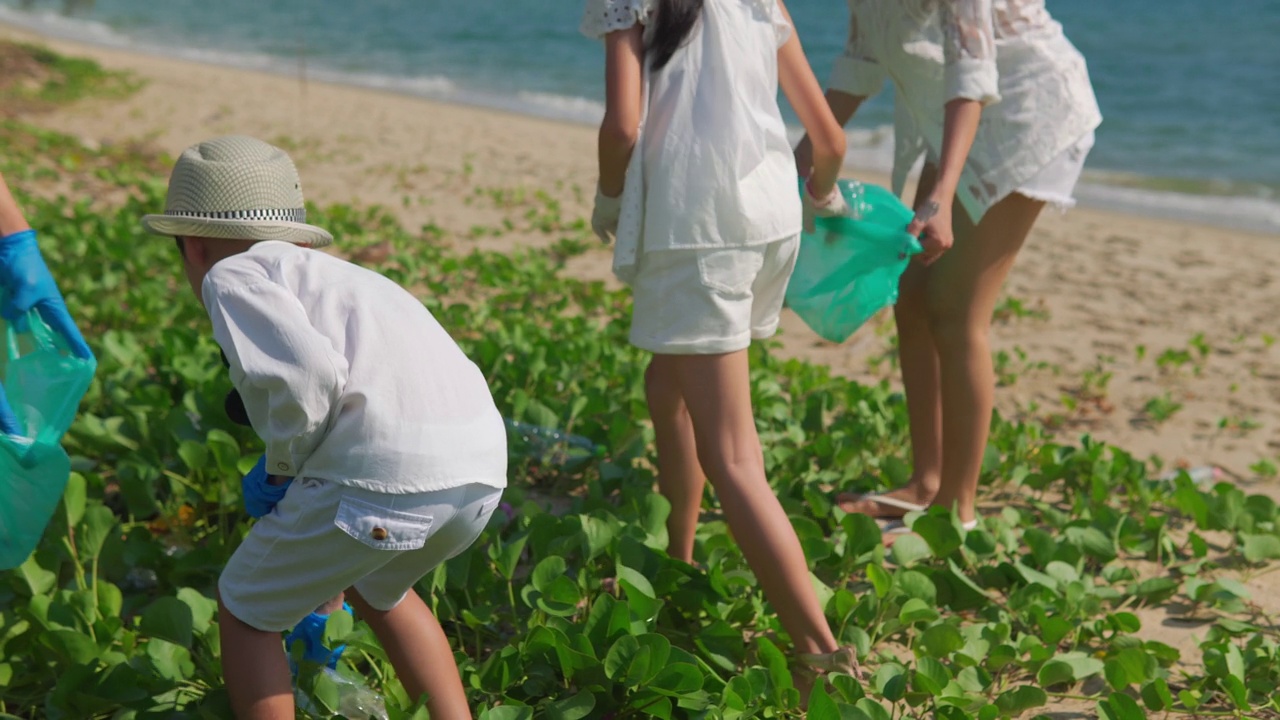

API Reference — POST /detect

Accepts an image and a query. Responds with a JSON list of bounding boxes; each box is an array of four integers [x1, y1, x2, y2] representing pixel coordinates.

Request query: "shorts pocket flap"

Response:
[[335, 496, 434, 551]]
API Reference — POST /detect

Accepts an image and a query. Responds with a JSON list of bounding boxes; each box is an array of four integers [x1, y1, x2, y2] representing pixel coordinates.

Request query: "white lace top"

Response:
[[832, 0, 1102, 221], [582, 0, 800, 280]]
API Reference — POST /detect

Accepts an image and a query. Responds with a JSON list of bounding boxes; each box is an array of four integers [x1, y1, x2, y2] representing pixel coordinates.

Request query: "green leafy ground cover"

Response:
[[1, 42, 1278, 720]]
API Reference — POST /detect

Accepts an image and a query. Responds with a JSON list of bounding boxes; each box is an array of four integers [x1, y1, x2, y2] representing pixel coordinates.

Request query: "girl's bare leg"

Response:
[[645, 359, 707, 563], [650, 352, 838, 655]]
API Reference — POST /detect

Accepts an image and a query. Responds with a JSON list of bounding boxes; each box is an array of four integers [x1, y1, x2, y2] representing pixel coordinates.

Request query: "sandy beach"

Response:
[[3, 23, 1280, 710]]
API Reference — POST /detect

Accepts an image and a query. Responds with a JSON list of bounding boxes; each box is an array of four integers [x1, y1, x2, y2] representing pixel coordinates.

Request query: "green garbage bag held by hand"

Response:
[[785, 179, 923, 344], [0, 309, 96, 569]]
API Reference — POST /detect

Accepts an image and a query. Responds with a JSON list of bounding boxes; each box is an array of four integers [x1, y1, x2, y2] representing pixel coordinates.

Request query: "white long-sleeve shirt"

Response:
[[201, 241, 507, 494], [831, 0, 1102, 222]]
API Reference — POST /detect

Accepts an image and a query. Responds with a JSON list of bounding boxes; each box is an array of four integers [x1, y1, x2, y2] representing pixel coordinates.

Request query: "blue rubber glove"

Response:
[[0, 382, 20, 436], [0, 230, 92, 359], [240, 455, 293, 518], [285, 602, 352, 673]]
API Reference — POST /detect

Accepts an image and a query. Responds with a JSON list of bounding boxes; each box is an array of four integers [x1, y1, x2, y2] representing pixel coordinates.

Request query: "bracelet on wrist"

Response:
[[805, 178, 840, 208]]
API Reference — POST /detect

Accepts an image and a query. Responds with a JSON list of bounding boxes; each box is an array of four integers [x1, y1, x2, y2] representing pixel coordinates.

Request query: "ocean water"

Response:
[[1, 0, 1277, 233]]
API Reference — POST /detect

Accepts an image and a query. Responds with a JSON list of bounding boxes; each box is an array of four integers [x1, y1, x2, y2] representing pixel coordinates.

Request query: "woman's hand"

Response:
[[906, 194, 954, 265]]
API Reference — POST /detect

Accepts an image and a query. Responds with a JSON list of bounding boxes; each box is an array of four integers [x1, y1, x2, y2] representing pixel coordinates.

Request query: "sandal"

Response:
[[793, 646, 861, 708], [836, 491, 929, 519], [881, 517, 980, 536]]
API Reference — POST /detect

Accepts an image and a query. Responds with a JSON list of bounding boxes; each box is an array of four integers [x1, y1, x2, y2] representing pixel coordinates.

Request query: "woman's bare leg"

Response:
[[841, 176, 1045, 529], [839, 166, 944, 517], [925, 193, 1045, 523]]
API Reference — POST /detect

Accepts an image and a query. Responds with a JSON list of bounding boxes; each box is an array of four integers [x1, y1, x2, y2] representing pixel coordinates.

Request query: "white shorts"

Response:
[[1015, 130, 1095, 209], [629, 236, 800, 355], [218, 478, 503, 632]]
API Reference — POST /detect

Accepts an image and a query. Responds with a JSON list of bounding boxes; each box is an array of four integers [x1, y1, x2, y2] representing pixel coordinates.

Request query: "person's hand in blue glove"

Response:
[[0, 382, 21, 436], [285, 600, 352, 673], [241, 455, 293, 518], [0, 229, 92, 360]]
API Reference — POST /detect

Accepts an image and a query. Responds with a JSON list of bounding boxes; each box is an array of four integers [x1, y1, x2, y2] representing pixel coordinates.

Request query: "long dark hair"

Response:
[[647, 0, 704, 71]]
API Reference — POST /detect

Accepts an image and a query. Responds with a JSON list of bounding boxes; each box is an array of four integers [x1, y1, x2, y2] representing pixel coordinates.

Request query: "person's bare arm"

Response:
[[776, 0, 846, 199], [0, 173, 32, 237], [792, 90, 864, 181], [597, 25, 645, 197]]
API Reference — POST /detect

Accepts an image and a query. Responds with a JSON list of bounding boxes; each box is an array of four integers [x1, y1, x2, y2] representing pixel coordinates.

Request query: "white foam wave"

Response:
[[307, 68, 455, 98], [515, 91, 607, 125], [786, 123, 898, 176], [0, 4, 129, 45], [1073, 182, 1280, 235]]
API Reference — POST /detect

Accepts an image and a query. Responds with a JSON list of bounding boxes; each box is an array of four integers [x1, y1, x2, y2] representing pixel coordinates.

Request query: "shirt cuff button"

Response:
[[277, 462, 290, 472]]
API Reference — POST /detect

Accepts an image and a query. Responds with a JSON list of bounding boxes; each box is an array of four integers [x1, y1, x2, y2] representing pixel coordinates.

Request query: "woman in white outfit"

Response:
[[795, 0, 1101, 537]]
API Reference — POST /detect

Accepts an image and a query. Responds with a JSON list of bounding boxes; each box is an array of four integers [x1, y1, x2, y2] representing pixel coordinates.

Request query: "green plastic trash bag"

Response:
[[1, 310, 96, 569], [0, 440, 72, 568], [785, 179, 923, 343]]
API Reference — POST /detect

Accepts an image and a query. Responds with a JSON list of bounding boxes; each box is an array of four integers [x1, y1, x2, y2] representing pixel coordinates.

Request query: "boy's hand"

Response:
[[241, 455, 293, 518], [285, 601, 352, 672], [224, 387, 252, 427]]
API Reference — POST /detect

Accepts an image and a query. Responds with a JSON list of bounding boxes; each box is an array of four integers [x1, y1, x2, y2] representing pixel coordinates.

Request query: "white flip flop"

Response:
[[881, 518, 980, 536], [842, 492, 929, 517]]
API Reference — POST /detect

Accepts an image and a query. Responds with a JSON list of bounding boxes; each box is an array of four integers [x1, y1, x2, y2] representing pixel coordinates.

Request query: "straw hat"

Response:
[[142, 135, 333, 247]]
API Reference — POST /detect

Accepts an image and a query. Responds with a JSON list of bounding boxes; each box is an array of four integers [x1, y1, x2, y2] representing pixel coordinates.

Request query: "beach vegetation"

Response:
[[0, 39, 137, 114], [1, 108, 1278, 720], [992, 295, 1050, 324], [1141, 393, 1184, 426]]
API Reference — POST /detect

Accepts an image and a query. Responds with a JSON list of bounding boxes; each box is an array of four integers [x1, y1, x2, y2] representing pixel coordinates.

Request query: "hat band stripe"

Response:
[[165, 208, 307, 223]]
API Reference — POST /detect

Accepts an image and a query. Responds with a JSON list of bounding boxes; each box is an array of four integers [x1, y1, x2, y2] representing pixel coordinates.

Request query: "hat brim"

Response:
[[141, 214, 333, 248]]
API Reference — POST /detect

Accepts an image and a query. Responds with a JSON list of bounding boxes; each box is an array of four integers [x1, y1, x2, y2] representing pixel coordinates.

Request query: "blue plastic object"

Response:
[[0, 229, 92, 359], [287, 601, 353, 673], [241, 454, 293, 518], [0, 310, 96, 569], [785, 180, 923, 343]]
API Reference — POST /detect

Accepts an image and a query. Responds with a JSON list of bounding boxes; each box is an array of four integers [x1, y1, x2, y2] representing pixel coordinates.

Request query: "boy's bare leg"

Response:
[[218, 598, 295, 720], [316, 593, 346, 614], [346, 587, 472, 719]]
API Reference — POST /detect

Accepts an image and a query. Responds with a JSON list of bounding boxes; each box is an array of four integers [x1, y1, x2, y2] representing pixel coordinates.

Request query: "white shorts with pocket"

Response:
[[218, 477, 503, 632], [629, 235, 800, 355]]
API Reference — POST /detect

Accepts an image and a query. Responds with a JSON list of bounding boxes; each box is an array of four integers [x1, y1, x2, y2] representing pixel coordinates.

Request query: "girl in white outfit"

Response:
[[582, 0, 859, 689], [795, 0, 1102, 536]]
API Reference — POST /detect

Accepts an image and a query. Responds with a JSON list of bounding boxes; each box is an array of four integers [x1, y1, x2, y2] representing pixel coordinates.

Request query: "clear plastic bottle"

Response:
[[288, 602, 389, 720], [504, 417, 601, 467], [295, 667, 389, 720]]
